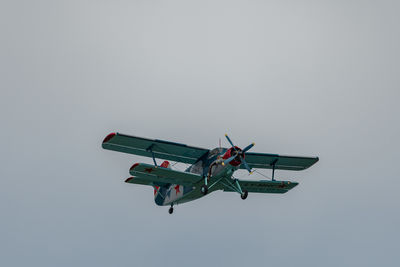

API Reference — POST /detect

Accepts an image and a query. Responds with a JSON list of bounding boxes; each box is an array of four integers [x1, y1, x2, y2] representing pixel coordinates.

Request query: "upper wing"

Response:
[[127, 163, 202, 186], [223, 179, 299, 194], [102, 133, 209, 164], [241, 152, 319, 171]]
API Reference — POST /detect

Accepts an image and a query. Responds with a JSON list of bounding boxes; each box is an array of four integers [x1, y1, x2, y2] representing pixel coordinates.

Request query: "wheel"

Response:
[[241, 190, 248, 200], [168, 207, 173, 214], [200, 185, 208, 195]]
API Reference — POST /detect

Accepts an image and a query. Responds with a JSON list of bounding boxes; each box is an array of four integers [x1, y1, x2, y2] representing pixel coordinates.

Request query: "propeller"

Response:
[[222, 134, 255, 174]]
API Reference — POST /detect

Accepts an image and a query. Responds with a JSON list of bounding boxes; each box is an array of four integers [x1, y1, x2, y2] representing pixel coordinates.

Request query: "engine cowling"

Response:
[[222, 146, 244, 167]]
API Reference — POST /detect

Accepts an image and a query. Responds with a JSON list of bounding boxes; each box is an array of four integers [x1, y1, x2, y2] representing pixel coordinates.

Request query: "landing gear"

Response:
[[168, 205, 174, 214], [201, 184, 208, 195], [241, 190, 248, 200]]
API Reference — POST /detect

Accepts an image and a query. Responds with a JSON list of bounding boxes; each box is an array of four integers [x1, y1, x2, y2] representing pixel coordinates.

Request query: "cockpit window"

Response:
[[187, 160, 203, 174], [208, 148, 224, 159]]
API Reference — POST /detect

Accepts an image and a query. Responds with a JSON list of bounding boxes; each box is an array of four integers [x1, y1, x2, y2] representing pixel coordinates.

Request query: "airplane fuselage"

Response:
[[154, 147, 239, 206]]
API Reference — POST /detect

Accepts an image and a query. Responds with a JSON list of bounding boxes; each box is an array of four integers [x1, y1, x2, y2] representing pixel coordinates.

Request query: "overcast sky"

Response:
[[1, 0, 399, 266]]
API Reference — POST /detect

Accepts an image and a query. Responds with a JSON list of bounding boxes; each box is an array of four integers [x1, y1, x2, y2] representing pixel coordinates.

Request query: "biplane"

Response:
[[102, 133, 319, 214]]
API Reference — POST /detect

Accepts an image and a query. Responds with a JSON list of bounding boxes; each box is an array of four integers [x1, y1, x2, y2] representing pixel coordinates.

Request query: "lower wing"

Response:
[[222, 179, 299, 194], [126, 163, 202, 186]]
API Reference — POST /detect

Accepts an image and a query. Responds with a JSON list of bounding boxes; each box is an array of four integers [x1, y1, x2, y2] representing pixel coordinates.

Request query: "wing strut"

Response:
[[146, 144, 158, 166], [271, 158, 278, 181]]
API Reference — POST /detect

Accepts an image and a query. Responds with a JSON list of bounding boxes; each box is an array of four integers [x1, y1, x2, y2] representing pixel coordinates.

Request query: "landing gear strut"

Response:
[[168, 205, 174, 214], [201, 184, 208, 195], [220, 178, 250, 200]]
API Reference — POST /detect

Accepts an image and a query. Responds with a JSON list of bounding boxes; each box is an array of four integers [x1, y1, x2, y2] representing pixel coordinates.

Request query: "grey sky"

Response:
[[1, 0, 399, 266]]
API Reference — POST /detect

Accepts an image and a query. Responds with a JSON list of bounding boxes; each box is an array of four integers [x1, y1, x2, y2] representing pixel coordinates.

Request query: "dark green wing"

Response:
[[102, 133, 209, 164], [223, 180, 299, 194], [241, 152, 319, 171], [127, 163, 202, 186]]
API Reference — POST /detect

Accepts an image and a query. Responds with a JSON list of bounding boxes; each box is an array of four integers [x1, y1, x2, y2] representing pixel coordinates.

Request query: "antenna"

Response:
[[219, 138, 221, 149]]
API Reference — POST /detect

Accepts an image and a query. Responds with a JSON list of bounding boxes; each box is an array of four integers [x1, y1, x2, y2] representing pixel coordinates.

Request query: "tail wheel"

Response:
[[201, 185, 208, 195], [168, 206, 174, 214], [241, 190, 248, 200]]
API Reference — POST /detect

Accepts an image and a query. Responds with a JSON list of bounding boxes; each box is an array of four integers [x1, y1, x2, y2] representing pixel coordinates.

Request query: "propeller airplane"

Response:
[[102, 133, 319, 214]]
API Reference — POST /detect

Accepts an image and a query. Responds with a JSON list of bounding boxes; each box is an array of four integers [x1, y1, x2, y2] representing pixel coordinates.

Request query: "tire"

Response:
[[241, 190, 248, 200], [201, 185, 208, 195]]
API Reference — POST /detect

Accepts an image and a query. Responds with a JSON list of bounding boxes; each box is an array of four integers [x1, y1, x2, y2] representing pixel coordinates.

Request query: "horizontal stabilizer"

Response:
[[125, 175, 157, 186]]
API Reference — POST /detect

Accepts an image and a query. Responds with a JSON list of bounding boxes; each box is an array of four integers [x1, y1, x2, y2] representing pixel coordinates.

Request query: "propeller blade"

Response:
[[241, 158, 253, 174], [222, 155, 237, 166], [224, 134, 237, 150], [242, 142, 255, 153]]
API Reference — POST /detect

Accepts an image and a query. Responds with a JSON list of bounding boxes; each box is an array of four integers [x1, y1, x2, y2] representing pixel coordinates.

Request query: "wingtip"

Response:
[[130, 163, 140, 171], [102, 132, 116, 144], [125, 177, 134, 183]]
